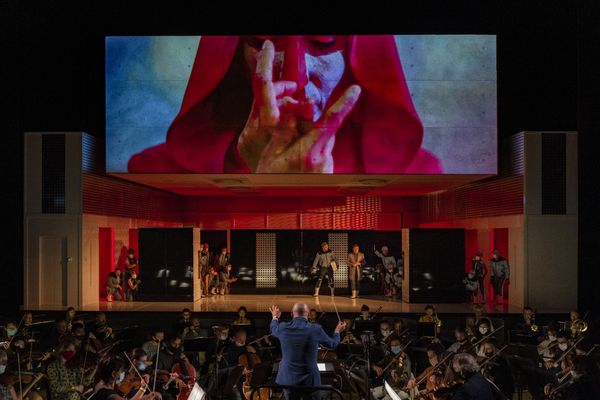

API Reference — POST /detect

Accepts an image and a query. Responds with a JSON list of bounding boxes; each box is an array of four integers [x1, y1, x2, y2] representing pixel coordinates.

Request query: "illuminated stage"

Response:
[[23, 295, 522, 314]]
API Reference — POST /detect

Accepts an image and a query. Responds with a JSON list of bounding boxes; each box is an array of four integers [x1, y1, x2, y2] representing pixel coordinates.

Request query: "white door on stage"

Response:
[[39, 236, 68, 307]]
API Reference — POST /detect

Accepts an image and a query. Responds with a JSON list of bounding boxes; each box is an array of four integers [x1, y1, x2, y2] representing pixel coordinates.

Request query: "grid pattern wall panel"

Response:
[[328, 232, 348, 288], [256, 233, 277, 288]]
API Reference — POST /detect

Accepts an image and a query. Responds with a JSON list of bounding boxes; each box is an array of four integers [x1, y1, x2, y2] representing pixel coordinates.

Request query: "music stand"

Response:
[[183, 337, 212, 368], [416, 322, 437, 338], [509, 330, 539, 346], [354, 320, 379, 336]]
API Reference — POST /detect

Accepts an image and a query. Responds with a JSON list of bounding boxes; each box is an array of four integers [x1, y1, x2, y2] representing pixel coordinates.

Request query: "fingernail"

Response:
[[262, 40, 270, 50], [352, 85, 362, 96]]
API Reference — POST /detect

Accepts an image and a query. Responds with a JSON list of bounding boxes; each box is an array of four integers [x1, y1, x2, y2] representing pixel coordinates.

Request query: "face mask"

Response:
[[479, 327, 488, 335], [235, 341, 244, 347], [6, 328, 17, 337], [548, 335, 557, 341], [485, 351, 494, 357], [138, 363, 147, 372], [15, 343, 24, 349], [391, 346, 401, 354], [381, 330, 390, 337], [219, 335, 228, 341], [429, 358, 438, 367], [0, 365, 5, 374], [116, 371, 125, 384], [62, 350, 75, 361], [559, 343, 568, 351]]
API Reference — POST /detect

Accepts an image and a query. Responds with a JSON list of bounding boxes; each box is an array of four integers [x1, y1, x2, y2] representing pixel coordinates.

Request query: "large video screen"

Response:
[[106, 35, 496, 174]]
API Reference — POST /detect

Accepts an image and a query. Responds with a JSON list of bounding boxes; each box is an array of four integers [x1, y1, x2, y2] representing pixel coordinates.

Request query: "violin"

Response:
[[0, 370, 45, 399], [116, 373, 144, 396]]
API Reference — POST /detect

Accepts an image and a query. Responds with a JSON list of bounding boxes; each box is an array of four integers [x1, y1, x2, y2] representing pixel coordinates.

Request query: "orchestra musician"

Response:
[[479, 339, 514, 400], [371, 337, 413, 400], [418, 305, 442, 335], [46, 338, 96, 400]]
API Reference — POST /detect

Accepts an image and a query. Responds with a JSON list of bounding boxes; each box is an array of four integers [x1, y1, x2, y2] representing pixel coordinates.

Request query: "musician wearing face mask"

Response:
[[376, 320, 393, 344], [46, 338, 96, 400], [90, 312, 113, 344], [142, 329, 165, 362], [371, 337, 413, 400], [406, 343, 446, 393], [473, 319, 493, 357], [207, 325, 230, 372], [543, 331, 572, 372], [0, 349, 18, 400], [93, 356, 161, 400], [1, 321, 18, 344], [480, 339, 514, 400]]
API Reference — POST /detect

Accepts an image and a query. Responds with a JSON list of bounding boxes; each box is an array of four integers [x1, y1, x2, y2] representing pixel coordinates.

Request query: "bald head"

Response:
[[292, 303, 310, 318]]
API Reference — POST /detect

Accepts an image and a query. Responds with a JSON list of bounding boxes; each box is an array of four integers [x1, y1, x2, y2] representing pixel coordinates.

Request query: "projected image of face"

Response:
[[106, 35, 498, 175], [242, 36, 347, 122]]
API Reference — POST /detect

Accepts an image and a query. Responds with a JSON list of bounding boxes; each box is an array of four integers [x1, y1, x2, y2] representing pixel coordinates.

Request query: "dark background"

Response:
[[3, 1, 598, 313], [138, 228, 194, 301]]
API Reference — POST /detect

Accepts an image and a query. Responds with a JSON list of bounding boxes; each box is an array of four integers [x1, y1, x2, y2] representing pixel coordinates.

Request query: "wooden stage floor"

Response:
[[49, 295, 524, 314]]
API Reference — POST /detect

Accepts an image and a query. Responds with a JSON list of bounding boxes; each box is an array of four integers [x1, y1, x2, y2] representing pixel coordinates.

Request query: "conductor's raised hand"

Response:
[[334, 320, 347, 333], [269, 305, 281, 319]]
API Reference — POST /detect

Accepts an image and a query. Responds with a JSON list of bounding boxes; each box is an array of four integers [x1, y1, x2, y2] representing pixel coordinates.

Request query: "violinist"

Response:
[[371, 337, 412, 395], [544, 355, 600, 400], [0, 348, 45, 400], [376, 320, 393, 344], [538, 325, 560, 360], [406, 343, 446, 396], [46, 338, 96, 400], [472, 319, 493, 357], [543, 331, 572, 373], [0, 349, 18, 400], [480, 339, 514, 400], [1, 321, 18, 344], [49, 319, 69, 348], [93, 356, 161, 400], [447, 353, 495, 400], [447, 328, 475, 356], [116, 348, 152, 398]]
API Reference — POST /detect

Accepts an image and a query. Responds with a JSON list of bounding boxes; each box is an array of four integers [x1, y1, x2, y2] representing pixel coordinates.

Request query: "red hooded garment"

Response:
[[128, 35, 442, 174]]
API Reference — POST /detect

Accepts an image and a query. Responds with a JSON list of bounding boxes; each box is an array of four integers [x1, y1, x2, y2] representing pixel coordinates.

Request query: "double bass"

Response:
[[239, 347, 270, 400]]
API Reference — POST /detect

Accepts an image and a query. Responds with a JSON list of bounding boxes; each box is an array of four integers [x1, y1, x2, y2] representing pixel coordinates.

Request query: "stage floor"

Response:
[[59, 295, 524, 314]]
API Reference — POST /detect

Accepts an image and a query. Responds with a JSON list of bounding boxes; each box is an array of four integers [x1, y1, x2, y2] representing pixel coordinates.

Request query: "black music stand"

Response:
[[416, 322, 437, 338], [183, 337, 212, 369]]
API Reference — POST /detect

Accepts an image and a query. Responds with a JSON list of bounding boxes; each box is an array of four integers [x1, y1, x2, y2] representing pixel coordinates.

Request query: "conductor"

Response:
[[270, 303, 347, 400]]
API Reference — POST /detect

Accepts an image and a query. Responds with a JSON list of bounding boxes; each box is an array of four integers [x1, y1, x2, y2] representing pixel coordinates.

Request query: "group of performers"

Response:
[[1, 304, 598, 400]]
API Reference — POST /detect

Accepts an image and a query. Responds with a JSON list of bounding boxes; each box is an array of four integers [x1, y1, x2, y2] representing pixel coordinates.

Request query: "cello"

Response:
[[171, 352, 196, 400], [239, 347, 270, 400]]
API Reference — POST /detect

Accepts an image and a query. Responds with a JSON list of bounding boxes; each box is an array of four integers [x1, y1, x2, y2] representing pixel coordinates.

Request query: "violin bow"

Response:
[[123, 351, 152, 391], [152, 339, 161, 393]]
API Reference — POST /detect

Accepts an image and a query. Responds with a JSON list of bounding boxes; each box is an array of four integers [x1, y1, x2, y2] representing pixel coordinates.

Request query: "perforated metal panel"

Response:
[[256, 233, 277, 288], [328, 232, 348, 288]]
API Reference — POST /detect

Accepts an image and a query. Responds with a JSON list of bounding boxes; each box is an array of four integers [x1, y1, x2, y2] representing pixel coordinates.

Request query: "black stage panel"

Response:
[[404, 228, 465, 303], [138, 228, 194, 301]]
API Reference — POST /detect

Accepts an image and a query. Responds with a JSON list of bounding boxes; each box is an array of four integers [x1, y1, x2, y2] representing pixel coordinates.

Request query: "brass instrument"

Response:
[[530, 312, 539, 332], [570, 319, 588, 335]]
